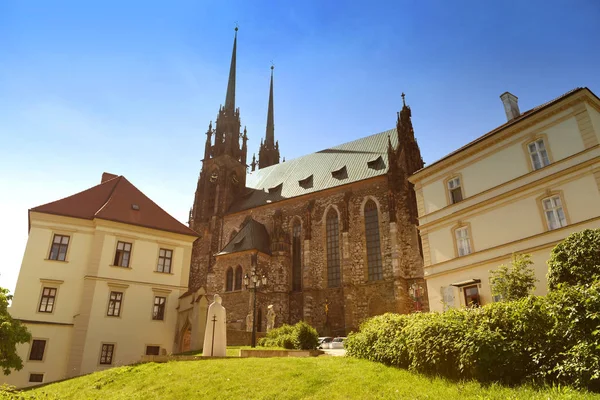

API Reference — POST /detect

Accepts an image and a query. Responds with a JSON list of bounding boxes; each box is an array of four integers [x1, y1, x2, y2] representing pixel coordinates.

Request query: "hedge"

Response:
[[258, 321, 319, 350], [345, 282, 600, 391]]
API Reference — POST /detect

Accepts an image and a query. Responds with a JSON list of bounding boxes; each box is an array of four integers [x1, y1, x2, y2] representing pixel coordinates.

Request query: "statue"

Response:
[[245, 313, 252, 332], [266, 304, 276, 332], [202, 294, 227, 357]]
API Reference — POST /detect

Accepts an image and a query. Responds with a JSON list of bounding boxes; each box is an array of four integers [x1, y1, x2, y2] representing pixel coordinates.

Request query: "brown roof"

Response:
[[30, 175, 198, 237], [411, 87, 598, 178]]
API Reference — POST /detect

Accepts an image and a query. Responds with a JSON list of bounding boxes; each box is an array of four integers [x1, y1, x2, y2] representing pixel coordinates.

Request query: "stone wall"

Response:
[[190, 175, 426, 335]]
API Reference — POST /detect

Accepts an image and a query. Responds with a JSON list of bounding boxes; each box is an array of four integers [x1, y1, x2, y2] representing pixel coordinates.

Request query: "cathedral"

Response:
[[187, 28, 427, 336]]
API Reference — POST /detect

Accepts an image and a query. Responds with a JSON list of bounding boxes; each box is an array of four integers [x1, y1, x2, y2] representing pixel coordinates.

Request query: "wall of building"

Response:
[[198, 176, 424, 336], [410, 92, 600, 313], [3, 214, 195, 387]]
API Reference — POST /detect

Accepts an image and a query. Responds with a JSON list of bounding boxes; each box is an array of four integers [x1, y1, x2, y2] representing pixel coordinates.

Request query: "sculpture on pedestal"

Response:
[[202, 294, 227, 357], [266, 304, 276, 332]]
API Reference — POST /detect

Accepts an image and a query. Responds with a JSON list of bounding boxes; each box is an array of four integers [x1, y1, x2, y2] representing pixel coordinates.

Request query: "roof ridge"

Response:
[[94, 175, 123, 217]]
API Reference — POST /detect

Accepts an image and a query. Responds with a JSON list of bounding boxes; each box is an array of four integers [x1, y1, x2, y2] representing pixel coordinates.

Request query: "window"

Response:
[[225, 268, 233, 292], [38, 287, 57, 313], [145, 346, 160, 356], [113, 241, 132, 267], [455, 226, 472, 257], [107, 291, 123, 317], [542, 195, 567, 230], [157, 249, 172, 273], [99, 344, 114, 365], [29, 340, 47, 361], [234, 266, 243, 291], [447, 177, 463, 204], [326, 209, 341, 287], [463, 285, 480, 307], [29, 373, 44, 383], [364, 200, 383, 281], [528, 139, 550, 170], [152, 296, 166, 320], [292, 221, 302, 291], [49, 234, 69, 261]]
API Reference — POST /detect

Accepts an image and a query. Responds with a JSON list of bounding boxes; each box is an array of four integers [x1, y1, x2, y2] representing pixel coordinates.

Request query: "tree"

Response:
[[547, 229, 600, 291], [489, 253, 537, 301], [0, 287, 31, 375]]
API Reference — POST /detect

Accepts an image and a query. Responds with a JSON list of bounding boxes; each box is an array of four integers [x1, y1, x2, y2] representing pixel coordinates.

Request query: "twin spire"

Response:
[[224, 27, 237, 112], [220, 26, 279, 170]]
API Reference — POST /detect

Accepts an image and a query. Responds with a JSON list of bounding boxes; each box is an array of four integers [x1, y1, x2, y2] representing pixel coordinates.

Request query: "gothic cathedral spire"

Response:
[[258, 65, 280, 169], [224, 27, 237, 112], [190, 27, 247, 228]]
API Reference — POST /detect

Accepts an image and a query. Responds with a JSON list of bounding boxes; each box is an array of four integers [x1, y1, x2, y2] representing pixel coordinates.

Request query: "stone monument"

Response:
[[266, 304, 276, 332], [202, 294, 227, 357], [245, 313, 252, 332]]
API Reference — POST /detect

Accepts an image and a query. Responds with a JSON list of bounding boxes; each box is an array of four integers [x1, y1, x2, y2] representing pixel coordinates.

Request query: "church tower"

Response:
[[258, 66, 280, 169], [189, 27, 248, 289]]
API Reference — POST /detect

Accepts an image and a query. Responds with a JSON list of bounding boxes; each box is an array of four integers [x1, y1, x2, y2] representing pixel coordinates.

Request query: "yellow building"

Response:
[[409, 87, 600, 312], [4, 173, 198, 388]]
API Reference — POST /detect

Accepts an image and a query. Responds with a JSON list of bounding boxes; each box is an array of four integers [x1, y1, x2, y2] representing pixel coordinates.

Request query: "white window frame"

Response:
[[447, 176, 463, 204], [542, 195, 567, 230], [527, 139, 551, 170], [455, 226, 472, 257]]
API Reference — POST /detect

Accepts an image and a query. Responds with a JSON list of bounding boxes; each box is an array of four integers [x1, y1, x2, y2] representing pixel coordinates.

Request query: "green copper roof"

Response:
[[229, 128, 398, 213]]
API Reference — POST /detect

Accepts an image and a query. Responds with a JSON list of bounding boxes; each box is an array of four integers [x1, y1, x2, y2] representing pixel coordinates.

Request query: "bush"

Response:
[[489, 253, 537, 301], [346, 283, 600, 390], [547, 229, 600, 290], [543, 282, 600, 391], [258, 321, 319, 350], [293, 321, 319, 350]]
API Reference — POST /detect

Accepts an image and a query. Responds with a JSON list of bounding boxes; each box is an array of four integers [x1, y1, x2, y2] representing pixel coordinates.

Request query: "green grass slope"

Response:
[[7, 357, 600, 400]]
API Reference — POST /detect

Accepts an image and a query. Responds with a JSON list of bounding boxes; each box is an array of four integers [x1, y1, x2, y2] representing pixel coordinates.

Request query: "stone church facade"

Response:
[[187, 29, 427, 336]]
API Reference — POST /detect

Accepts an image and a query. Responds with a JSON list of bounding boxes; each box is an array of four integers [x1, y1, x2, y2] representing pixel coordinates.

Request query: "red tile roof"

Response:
[[30, 175, 198, 237]]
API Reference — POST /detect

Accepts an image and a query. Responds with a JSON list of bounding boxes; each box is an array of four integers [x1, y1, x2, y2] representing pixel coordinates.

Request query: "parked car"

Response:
[[317, 337, 333, 349], [330, 337, 346, 349]]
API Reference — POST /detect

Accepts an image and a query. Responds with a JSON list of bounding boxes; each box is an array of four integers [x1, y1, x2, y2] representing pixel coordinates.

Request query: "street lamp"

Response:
[[244, 252, 267, 348], [408, 282, 425, 312]]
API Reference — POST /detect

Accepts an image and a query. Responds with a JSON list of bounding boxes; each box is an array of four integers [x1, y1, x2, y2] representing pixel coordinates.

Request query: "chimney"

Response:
[[500, 92, 520, 121], [101, 172, 118, 183]]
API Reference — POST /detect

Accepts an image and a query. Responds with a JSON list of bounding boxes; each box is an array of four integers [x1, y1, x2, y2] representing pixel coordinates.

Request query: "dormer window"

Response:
[[447, 176, 463, 204], [298, 175, 313, 188], [367, 156, 384, 170], [268, 183, 283, 193], [331, 166, 347, 180]]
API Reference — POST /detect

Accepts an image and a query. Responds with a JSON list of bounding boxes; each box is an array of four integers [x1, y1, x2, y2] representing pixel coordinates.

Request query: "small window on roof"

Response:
[[131, 204, 140, 210], [367, 156, 385, 170], [331, 166, 347, 180], [298, 175, 313, 188], [268, 183, 283, 193]]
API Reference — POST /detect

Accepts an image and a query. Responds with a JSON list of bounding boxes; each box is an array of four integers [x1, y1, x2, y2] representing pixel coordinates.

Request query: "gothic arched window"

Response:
[[225, 267, 233, 292], [292, 220, 302, 291], [364, 200, 383, 281], [326, 208, 341, 287], [234, 265, 243, 291]]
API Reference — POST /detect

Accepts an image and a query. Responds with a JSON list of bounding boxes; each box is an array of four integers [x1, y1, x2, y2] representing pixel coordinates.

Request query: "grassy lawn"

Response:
[[7, 357, 599, 400]]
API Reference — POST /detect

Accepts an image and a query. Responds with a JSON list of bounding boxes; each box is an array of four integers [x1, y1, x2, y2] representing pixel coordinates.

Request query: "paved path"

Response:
[[322, 348, 346, 357]]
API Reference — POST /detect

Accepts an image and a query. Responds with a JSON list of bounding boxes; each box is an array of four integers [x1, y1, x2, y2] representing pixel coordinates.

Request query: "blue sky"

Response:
[[1, 1, 599, 293]]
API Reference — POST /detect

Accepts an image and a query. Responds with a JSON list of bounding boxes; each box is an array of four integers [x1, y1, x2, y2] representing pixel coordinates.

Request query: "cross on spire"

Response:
[[401, 92, 406, 107]]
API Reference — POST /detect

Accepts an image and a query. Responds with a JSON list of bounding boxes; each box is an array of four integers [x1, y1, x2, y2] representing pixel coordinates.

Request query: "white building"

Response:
[[4, 173, 198, 387], [409, 87, 600, 311]]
